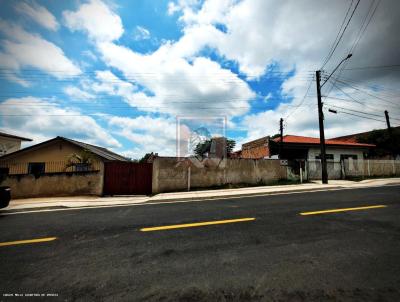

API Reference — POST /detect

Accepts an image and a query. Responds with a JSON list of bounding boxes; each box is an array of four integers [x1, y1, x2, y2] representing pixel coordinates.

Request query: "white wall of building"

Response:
[[308, 147, 365, 161]]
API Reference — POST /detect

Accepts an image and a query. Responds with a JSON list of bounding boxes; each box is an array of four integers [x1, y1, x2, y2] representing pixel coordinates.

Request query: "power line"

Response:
[[322, 73, 400, 99], [321, 0, 379, 101], [320, 0, 354, 69], [328, 82, 366, 106], [285, 78, 314, 120], [321, 0, 360, 69], [320, 74, 400, 112], [349, 0, 382, 55], [342, 64, 400, 71], [325, 103, 400, 122], [328, 109, 386, 123], [334, 78, 399, 106], [0, 68, 315, 75]]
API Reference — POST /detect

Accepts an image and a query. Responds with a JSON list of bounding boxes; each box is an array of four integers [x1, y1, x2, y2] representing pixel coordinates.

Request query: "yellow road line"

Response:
[[0, 237, 57, 247], [300, 205, 387, 216], [140, 217, 256, 232]]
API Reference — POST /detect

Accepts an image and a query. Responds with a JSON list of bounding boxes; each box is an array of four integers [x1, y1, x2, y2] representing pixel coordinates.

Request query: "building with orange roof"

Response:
[[240, 134, 375, 161]]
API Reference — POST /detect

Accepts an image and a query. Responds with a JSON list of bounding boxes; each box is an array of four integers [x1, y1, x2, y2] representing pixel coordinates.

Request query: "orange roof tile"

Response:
[[273, 135, 375, 148]]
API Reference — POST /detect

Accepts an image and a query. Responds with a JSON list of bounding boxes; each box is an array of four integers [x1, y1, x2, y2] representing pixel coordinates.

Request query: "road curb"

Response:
[[2, 183, 399, 214], [146, 186, 346, 203]]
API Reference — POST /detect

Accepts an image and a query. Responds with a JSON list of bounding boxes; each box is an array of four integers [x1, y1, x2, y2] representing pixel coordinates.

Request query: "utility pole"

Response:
[[316, 53, 352, 183], [279, 118, 283, 159], [385, 110, 392, 134], [385, 110, 395, 158], [316, 70, 328, 184]]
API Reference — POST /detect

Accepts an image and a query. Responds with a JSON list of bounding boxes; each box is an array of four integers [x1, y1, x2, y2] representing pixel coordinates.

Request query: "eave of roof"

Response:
[[0, 131, 32, 141], [0, 136, 128, 161], [273, 135, 375, 148], [62, 137, 128, 161]]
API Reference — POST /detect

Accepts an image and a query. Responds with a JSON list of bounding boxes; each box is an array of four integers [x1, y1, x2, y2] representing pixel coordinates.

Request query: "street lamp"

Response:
[[316, 53, 352, 184], [321, 54, 352, 87]]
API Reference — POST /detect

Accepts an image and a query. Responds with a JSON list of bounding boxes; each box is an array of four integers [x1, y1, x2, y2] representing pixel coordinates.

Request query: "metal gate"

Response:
[[103, 162, 153, 195]]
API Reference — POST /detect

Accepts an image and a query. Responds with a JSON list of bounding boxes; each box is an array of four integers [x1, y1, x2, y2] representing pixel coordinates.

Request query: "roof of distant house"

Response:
[[242, 136, 269, 148], [332, 126, 400, 143], [273, 135, 375, 148], [0, 136, 128, 161], [0, 131, 32, 141]]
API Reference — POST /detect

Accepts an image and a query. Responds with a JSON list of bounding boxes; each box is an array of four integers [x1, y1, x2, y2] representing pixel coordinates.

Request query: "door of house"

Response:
[[103, 162, 153, 195]]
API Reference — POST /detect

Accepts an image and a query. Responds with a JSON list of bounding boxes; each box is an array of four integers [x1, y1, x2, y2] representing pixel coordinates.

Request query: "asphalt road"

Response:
[[1, 185, 400, 301]]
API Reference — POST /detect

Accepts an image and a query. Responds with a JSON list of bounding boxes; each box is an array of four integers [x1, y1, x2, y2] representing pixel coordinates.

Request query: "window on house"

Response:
[[0, 167, 9, 176], [74, 163, 91, 172], [315, 154, 334, 160], [28, 162, 45, 175]]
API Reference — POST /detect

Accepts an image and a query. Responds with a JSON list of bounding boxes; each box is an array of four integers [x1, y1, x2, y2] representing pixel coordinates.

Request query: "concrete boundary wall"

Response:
[[344, 159, 400, 178], [152, 157, 287, 194], [0, 168, 104, 199], [307, 159, 400, 180]]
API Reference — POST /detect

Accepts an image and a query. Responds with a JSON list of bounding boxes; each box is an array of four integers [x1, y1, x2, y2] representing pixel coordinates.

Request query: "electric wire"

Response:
[[321, 0, 360, 69]]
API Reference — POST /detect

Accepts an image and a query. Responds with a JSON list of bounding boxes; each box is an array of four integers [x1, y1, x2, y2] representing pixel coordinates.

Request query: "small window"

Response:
[[74, 163, 90, 172], [315, 154, 334, 160], [0, 167, 9, 176], [28, 162, 45, 175]]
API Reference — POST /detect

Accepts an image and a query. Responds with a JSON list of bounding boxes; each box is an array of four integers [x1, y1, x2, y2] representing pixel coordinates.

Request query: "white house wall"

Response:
[[307, 147, 365, 161]]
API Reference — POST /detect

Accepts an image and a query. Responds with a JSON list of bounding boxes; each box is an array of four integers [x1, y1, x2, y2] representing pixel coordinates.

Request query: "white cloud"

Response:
[[167, 2, 180, 15], [82, 50, 98, 61], [0, 20, 81, 83], [171, 0, 400, 142], [0, 97, 121, 148], [63, 0, 123, 42], [63, 0, 255, 118], [97, 41, 255, 116], [108, 115, 177, 158], [62, 0, 400, 148], [64, 86, 95, 100], [15, 1, 59, 31], [134, 26, 150, 40]]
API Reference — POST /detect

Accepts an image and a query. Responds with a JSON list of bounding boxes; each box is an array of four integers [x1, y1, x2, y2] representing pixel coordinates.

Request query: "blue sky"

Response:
[[0, 0, 398, 158]]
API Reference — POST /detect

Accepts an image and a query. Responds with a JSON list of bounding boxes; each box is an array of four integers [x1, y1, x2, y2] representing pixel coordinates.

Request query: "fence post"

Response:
[[304, 160, 308, 180], [299, 164, 303, 183], [367, 160, 370, 177], [341, 160, 346, 180], [187, 166, 191, 191], [392, 160, 395, 175]]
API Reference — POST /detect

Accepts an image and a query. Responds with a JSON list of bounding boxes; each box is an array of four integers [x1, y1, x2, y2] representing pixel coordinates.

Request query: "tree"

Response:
[[356, 127, 400, 158], [226, 139, 236, 155], [194, 137, 236, 157], [65, 149, 93, 171], [139, 152, 153, 163], [194, 140, 212, 157]]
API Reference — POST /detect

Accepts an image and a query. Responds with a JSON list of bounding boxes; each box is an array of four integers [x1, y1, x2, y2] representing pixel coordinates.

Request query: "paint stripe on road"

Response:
[[140, 217, 255, 232], [300, 205, 387, 216], [0, 237, 57, 247]]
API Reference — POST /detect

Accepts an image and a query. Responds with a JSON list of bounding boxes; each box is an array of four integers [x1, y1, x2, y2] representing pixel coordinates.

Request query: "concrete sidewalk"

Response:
[[3, 178, 400, 212]]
